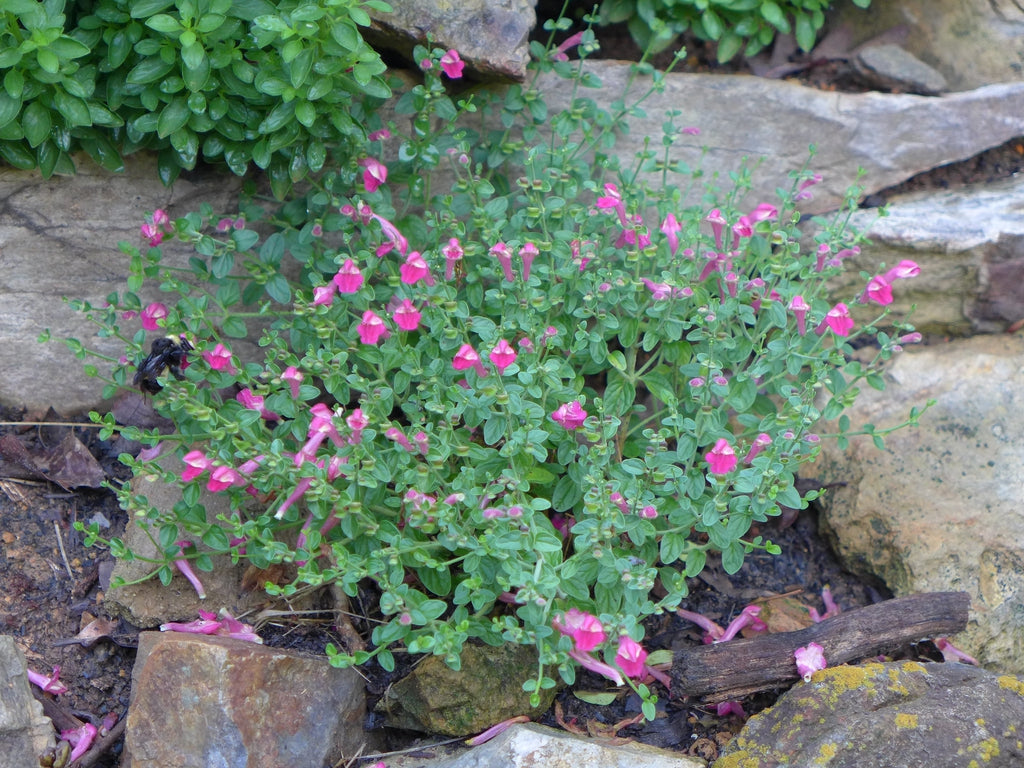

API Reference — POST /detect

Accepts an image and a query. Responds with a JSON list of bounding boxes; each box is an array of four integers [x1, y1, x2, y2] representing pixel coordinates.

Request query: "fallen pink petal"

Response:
[[466, 715, 531, 745], [795, 641, 828, 682]]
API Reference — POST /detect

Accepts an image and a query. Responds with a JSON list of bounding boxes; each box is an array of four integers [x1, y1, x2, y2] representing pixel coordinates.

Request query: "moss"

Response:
[[894, 712, 918, 729]]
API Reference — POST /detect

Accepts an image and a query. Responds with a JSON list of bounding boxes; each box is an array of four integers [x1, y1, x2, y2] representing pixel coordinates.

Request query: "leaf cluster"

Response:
[[0, 0, 390, 195]]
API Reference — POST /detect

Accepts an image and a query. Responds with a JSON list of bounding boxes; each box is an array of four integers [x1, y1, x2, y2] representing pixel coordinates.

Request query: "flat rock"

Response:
[[384, 722, 703, 768], [531, 64, 1024, 215], [124, 632, 369, 768], [0, 637, 54, 768], [835, 0, 1024, 91], [853, 44, 947, 95], [715, 661, 1024, 767], [809, 335, 1024, 673], [833, 175, 1024, 336], [368, 0, 536, 79]]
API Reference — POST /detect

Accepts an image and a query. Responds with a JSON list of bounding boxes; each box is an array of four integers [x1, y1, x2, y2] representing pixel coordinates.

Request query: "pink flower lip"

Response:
[[551, 400, 588, 430], [795, 641, 827, 682], [705, 438, 737, 475]]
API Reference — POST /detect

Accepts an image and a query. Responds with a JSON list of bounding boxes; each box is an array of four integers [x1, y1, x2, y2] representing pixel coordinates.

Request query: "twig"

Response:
[[670, 591, 970, 703], [54, 520, 75, 580]]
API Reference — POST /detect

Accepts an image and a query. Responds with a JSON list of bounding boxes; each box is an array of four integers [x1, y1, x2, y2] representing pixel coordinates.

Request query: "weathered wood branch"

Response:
[[670, 591, 970, 703]]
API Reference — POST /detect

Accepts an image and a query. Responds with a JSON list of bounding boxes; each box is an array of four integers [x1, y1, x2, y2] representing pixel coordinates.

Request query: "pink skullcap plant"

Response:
[[862, 275, 893, 306], [440, 49, 464, 78], [552, 607, 606, 651], [62, 723, 98, 763], [392, 298, 422, 331], [551, 400, 587, 430], [400, 251, 435, 286], [203, 343, 236, 373], [181, 449, 212, 482], [788, 295, 810, 336], [360, 157, 387, 192], [489, 339, 517, 374], [490, 242, 515, 282], [660, 212, 681, 256], [173, 541, 206, 599], [207, 465, 244, 492], [816, 303, 855, 337], [140, 302, 168, 330], [27, 666, 68, 695], [614, 635, 648, 678], [282, 366, 304, 398], [333, 259, 364, 294], [357, 310, 389, 345], [549, 30, 584, 61], [442, 237, 463, 280], [705, 438, 737, 475], [519, 242, 538, 281], [452, 344, 488, 377]]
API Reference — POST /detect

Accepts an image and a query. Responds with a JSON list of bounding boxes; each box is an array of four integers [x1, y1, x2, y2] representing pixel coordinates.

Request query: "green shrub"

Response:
[[597, 0, 871, 62], [1, 0, 391, 195]]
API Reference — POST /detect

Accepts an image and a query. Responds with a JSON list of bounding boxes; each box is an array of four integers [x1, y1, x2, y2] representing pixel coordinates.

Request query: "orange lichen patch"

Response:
[[997, 675, 1024, 697], [894, 713, 919, 729], [813, 742, 838, 764]]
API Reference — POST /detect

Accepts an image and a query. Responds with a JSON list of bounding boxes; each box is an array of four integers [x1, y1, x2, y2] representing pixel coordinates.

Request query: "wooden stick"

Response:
[[670, 591, 970, 703]]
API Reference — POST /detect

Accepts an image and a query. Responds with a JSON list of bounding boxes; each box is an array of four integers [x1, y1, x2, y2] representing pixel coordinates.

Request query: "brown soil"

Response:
[[3, 15, 1018, 768]]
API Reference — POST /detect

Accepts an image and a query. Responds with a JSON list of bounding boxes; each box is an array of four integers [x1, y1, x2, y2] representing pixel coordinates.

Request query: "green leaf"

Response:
[[36, 49, 60, 75], [660, 531, 687, 565], [603, 370, 636, 418], [574, 690, 618, 705], [3, 70, 24, 100], [258, 101, 294, 134], [52, 91, 92, 127], [722, 541, 745, 574], [145, 13, 184, 33], [21, 102, 51, 148], [130, 0, 175, 17], [794, 11, 816, 52], [157, 97, 190, 138], [760, 2, 789, 32], [127, 57, 175, 85], [0, 92, 21, 130]]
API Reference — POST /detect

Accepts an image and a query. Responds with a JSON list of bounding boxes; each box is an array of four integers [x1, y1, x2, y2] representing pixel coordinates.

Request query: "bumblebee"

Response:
[[133, 335, 194, 394]]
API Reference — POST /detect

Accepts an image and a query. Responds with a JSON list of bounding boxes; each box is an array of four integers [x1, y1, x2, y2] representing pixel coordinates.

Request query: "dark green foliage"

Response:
[[0, 0, 391, 194], [597, 0, 871, 62]]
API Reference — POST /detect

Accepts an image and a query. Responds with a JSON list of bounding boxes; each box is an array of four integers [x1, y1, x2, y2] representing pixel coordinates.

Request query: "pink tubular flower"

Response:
[[413, 431, 430, 455], [615, 635, 648, 678], [452, 343, 488, 377], [489, 339, 517, 374], [181, 449, 212, 482], [549, 30, 584, 61], [141, 222, 163, 247], [312, 284, 336, 306], [795, 642, 827, 682], [173, 541, 206, 599], [203, 343, 236, 373], [357, 310, 389, 345], [788, 295, 810, 336], [368, 127, 391, 141], [282, 366, 304, 399], [160, 611, 222, 635], [62, 723, 98, 763], [863, 275, 893, 306], [466, 715, 532, 746], [519, 242, 538, 282], [816, 303, 855, 337], [934, 637, 979, 665], [400, 251, 435, 286], [569, 648, 624, 686], [705, 438, 737, 475], [237, 388, 279, 420], [440, 49, 464, 78], [207, 465, 244, 492], [333, 259, 364, 294], [743, 433, 772, 463], [794, 173, 823, 201], [386, 427, 415, 452], [661, 212, 681, 256], [361, 157, 387, 192], [551, 400, 588, 430], [705, 208, 727, 250], [809, 586, 841, 623], [639, 504, 658, 519], [443, 237, 464, 280], [717, 605, 765, 643], [490, 242, 515, 282], [553, 607, 606, 651], [274, 476, 312, 520], [882, 259, 920, 282], [716, 701, 748, 719], [27, 666, 68, 695], [371, 211, 408, 258], [346, 408, 368, 444], [140, 302, 168, 331], [392, 298, 422, 331], [152, 208, 170, 228]]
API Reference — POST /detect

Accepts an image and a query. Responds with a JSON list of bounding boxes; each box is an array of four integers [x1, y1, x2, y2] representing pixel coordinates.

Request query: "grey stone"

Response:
[[530, 63, 1024, 215], [376, 643, 557, 735], [382, 722, 703, 768], [0, 154, 246, 413], [124, 631, 369, 768], [808, 335, 1024, 673], [0, 636, 54, 768], [368, 0, 537, 79], [833, 175, 1024, 336], [835, 0, 1024, 92], [853, 44, 948, 95], [716, 661, 1024, 767]]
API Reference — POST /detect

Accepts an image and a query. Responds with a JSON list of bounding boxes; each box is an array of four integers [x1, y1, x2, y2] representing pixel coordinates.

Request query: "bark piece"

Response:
[[670, 591, 970, 702]]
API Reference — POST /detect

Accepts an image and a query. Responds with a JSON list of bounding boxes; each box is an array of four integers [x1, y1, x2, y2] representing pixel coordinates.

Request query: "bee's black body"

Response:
[[134, 335, 193, 394]]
